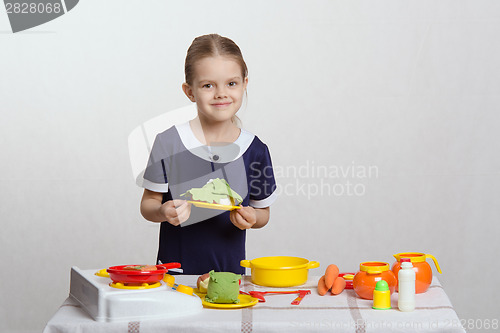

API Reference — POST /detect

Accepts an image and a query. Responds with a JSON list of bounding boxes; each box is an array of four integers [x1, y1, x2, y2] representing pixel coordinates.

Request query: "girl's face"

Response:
[[183, 56, 248, 125]]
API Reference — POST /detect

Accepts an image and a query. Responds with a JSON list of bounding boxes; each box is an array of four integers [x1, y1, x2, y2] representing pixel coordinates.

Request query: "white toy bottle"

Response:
[[398, 258, 415, 312]]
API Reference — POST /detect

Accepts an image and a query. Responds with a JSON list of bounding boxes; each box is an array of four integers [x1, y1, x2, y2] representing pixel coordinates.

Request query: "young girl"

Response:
[[140, 34, 277, 275]]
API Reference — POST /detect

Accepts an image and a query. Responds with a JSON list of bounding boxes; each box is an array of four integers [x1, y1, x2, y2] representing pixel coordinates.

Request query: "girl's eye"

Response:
[[203, 84, 213, 89], [228, 82, 236, 87]]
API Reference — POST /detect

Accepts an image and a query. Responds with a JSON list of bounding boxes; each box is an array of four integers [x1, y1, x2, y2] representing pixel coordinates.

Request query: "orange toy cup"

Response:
[[352, 262, 397, 300], [392, 252, 442, 294]]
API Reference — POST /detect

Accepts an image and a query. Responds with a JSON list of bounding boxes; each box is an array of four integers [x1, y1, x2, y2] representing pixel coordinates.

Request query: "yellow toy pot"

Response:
[[241, 256, 320, 287]]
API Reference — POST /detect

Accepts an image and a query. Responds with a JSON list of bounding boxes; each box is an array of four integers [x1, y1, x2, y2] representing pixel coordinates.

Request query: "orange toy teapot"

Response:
[[353, 262, 397, 300], [392, 252, 442, 294]]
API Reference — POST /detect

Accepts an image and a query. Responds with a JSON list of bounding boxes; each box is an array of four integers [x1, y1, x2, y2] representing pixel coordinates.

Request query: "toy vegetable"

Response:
[[205, 270, 241, 304], [317, 264, 346, 296]]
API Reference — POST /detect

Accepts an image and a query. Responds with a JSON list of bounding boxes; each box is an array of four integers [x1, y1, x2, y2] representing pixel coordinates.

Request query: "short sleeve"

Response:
[[248, 144, 277, 208], [142, 135, 170, 193]]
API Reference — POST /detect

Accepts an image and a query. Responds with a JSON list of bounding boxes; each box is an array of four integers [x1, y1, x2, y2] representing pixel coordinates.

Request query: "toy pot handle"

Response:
[[307, 261, 320, 269], [425, 254, 442, 274], [240, 260, 252, 268]]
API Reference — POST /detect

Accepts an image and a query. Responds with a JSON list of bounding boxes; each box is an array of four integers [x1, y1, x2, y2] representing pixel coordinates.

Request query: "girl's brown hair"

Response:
[[185, 34, 248, 85]]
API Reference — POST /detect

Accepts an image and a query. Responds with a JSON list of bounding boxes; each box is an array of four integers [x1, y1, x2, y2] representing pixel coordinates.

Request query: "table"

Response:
[[44, 275, 466, 333]]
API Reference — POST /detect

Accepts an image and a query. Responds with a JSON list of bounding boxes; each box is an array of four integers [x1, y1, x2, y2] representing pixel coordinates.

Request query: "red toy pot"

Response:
[[107, 263, 181, 284]]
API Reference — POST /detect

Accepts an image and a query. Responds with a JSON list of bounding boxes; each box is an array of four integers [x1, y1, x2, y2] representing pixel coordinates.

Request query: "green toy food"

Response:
[[181, 178, 243, 205], [205, 270, 241, 304]]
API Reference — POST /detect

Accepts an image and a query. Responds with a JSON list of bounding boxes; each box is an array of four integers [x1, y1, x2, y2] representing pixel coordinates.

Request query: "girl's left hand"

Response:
[[229, 206, 257, 230]]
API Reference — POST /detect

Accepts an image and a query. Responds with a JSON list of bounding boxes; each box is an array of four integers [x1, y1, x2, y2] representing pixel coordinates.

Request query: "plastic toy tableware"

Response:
[[95, 269, 110, 278], [339, 273, 355, 289], [107, 263, 181, 284], [200, 294, 259, 309], [397, 258, 416, 311], [239, 290, 311, 305], [372, 280, 391, 310], [188, 201, 241, 211], [352, 262, 397, 300], [241, 256, 320, 287], [391, 252, 442, 293]]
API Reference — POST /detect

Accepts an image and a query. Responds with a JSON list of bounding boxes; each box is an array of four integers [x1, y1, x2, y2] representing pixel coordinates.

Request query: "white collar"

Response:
[[175, 122, 254, 163]]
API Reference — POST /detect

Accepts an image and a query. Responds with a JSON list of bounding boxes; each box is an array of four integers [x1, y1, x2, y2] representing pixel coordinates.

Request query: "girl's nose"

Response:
[[214, 86, 227, 98]]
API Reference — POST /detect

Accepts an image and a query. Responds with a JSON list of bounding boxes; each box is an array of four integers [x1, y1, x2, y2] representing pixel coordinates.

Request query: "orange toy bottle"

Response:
[[353, 262, 397, 300], [392, 252, 442, 294]]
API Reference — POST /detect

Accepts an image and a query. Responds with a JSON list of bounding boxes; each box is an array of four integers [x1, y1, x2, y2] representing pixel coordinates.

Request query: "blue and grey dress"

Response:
[[142, 122, 277, 274]]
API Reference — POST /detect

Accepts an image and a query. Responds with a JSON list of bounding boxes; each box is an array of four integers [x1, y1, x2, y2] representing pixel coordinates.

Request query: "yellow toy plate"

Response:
[[200, 294, 258, 309], [188, 201, 241, 211], [95, 269, 110, 278]]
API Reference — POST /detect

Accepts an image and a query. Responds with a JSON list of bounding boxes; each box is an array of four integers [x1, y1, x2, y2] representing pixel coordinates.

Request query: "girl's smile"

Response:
[[211, 101, 232, 108]]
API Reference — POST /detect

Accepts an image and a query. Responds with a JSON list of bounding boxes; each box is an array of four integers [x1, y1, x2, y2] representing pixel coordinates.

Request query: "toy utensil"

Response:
[[239, 291, 265, 302], [240, 290, 311, 305], [291, 290, 311, 305]]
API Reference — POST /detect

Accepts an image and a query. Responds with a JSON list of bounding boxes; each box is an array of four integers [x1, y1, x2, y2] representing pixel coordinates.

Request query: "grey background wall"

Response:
[[1, 1, 499, 332]]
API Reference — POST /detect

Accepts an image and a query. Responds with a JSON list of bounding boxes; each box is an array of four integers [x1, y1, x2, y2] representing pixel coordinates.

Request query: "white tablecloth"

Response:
[[44, 275, 466, 333]]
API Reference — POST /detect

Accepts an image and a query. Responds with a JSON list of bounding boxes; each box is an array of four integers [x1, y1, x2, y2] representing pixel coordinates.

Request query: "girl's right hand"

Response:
[[160, 200, 192, 226]]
